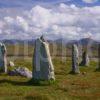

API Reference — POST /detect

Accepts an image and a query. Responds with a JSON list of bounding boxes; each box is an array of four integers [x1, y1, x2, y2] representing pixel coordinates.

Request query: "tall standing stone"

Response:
[[0, 43, 7, 73], [32, 36, 55, 80], [80, 51, 89, 66], [71, 44, 80, 74]]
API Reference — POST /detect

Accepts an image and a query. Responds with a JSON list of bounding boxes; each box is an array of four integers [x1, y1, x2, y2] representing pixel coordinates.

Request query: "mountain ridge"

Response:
[[0, 38, 99, 45]]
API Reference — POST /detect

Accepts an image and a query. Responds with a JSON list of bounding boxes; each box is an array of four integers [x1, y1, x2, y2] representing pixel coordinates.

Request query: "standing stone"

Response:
[[0, 43, 7, 73], [97, 44, 100, 70], [32, 36, 55, 80], [80, 51, 89, 66], [71, 44, 80, 74]]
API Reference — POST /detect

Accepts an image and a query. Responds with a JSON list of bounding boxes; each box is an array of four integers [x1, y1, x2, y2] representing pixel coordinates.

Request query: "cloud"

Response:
[[0, 3, 100, 41], [82, 0, 98, 3]]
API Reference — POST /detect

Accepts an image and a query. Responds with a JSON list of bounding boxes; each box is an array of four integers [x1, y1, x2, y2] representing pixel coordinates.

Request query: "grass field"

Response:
[[0, 56, 100, 100], [6, 43, 99, 58]]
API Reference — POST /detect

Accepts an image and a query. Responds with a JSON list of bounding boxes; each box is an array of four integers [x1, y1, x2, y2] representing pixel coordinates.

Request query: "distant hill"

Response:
[[54, 38, 69, 44], [0, 39, 35, 45], [0, 38, 99, 57], [66, 38, 100, 45], [78, 38, 99, 45], [0, 38, 99, 46]]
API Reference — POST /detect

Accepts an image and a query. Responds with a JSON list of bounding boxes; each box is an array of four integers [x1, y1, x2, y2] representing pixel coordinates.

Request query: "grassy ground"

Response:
[[0, 57, 100, 100]]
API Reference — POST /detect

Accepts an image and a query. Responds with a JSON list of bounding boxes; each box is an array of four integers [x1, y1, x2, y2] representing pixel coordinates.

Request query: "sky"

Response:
[[0, 0, 100, 40]]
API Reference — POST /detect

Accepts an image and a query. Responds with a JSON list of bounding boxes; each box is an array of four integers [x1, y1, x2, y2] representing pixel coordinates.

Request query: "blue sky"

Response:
[[0, 0, 100, 8], [0, 0, 100, 40]]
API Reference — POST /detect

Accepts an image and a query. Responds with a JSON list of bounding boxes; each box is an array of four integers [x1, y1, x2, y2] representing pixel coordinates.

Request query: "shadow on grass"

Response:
[[25, 95, 50, 100], [0, 79, 55, 86], [68, 71, 80, 75], [95, 68, 100, 72]]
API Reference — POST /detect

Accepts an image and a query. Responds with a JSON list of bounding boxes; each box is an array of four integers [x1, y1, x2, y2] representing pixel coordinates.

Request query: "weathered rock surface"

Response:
[[9, 61, 15, 67], [32, 36, 55, 80], [8, 67, 32, 78], [80, 51, 90, 66], [0, 43, 7, 73], [71, 44, 80, 74], [97, 44, 100, 70]]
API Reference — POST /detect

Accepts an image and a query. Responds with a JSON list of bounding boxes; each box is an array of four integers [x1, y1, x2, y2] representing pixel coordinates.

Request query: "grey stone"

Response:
[[71, 44, 80, 74], [32, 36, 55, 80], [9, 61, 15, 67], [80, 51, 90, 66], [0, 43, 7, 73], [98, 44, 100, 70], [8, 67, 32, 78]]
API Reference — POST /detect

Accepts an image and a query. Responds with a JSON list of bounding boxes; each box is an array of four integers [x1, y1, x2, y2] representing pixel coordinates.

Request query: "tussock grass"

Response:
[[0, 57, 100, 100]]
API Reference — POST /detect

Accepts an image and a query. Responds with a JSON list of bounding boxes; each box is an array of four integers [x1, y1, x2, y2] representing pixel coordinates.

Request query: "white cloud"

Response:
[[16, 16, 29, 32], [0, 29, 2, 34], [0, 20, 5, 29], [0, 3, 100, 41], [4, 17, 14, 24], [82, 0, 98, 3]]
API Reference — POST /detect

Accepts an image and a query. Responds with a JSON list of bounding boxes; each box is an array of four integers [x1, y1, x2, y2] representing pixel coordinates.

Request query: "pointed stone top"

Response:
[[0, 42, 2, 46], [40, 35, 46, 42], [72, 44, 78, 49], [0, 43, 6, 48], [0, 42, 5, 46]]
